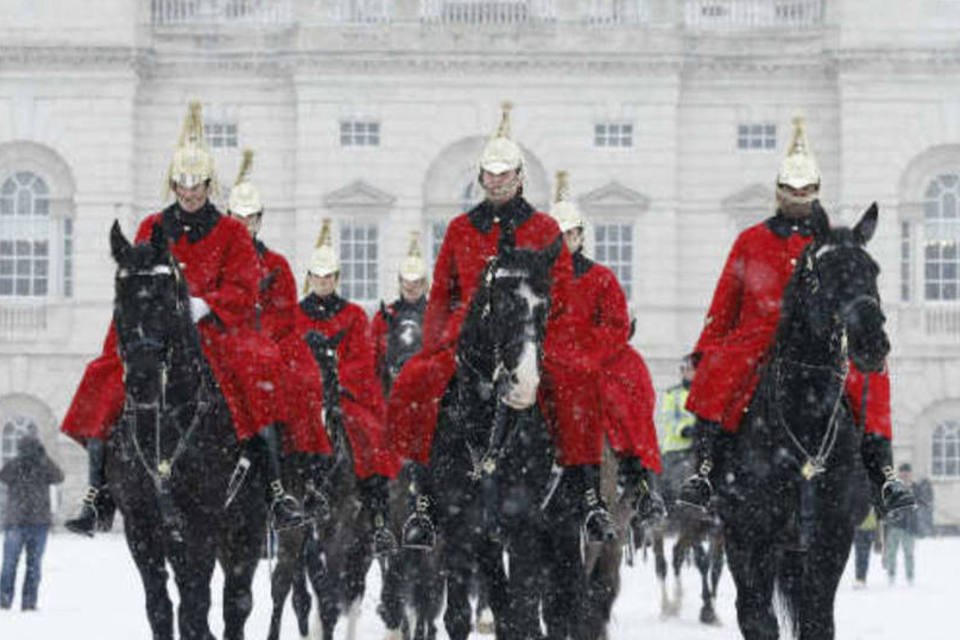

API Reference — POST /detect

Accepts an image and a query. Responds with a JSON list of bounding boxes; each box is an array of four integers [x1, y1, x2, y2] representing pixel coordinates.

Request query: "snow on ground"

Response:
[[0, 532, 957, 639]]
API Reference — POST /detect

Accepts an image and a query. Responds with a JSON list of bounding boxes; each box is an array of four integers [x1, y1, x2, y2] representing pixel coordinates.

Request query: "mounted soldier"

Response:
[[61, 102, 304, 535], [293, 220, 402, 557], [387, 102, 613, 546], [225, 149, 333, 522], [372, 232, 429, 397], [550, 171, 665, 529], [678, 116, 916, 520]]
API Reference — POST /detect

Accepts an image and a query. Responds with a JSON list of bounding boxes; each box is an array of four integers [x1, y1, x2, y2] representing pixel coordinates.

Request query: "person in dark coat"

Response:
[[0, 435, 64, 610]]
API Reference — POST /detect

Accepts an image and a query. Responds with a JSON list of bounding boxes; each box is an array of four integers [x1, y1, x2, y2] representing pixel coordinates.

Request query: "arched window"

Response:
[[932, 420, 960, 478], [923, 174, 960, 301], [0, 172, 52, 297]]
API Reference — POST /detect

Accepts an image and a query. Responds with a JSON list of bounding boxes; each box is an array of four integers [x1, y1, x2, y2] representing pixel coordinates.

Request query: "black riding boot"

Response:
[[580, 465, 616, 544], [678, 419, 722, 511], [64, 439, 116, 537], [402, 462, 437, 550], [862, 433, 916, 519], [359, 474, 398, 557], [301, 454, 332, 523], [618, 456, 666, 527], [257, 425, 306, 531]]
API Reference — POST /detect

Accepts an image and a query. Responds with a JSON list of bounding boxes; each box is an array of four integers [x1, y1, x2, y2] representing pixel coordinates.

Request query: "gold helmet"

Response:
[[549, 170, 584, 233], [228, 148, 263, 217], [478, 101, 524, 175], [308, 218, 339, 278], [399, 231, 427, 281], [166, 101, 216, 194], [777, 115, 821, 190]]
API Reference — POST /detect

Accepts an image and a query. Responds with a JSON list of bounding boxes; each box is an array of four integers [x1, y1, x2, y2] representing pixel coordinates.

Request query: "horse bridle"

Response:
[[455, 257, 542, 481], [116, 260, 212, 500], [768, 244, 880, 480]]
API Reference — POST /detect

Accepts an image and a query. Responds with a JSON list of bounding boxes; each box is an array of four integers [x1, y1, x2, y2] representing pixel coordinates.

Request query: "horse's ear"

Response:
[[149, 222, 168, 257], [853, 202, 879, 245], [809, 200, 830, 241], [110, 220, 132, 265]]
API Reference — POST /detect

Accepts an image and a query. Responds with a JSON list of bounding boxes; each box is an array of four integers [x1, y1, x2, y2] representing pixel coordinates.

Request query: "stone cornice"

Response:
[[0, 46, 140, 71], [4, 43, 960, 76]]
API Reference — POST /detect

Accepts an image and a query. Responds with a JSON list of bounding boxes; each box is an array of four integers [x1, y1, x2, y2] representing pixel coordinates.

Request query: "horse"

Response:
[[427, 236, 565, 640], [712, 202, 886, 639], [106, 221, 266, 640], [267, 329, 375, 640], [637, 453, 725, 624]]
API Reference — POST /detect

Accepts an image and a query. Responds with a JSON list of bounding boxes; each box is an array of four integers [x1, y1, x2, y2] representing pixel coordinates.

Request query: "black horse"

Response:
[[713, 202, 885, 639], [427, 237, 565, 640], [106, 221, 266, 640], [267, 329, 375, 640]]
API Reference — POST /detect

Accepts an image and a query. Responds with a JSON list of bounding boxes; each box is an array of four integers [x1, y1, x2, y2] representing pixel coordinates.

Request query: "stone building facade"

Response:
[[1, 0, 959, 528]]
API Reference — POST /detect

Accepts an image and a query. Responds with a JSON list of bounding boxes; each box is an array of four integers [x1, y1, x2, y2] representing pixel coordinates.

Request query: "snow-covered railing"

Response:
[[419, 0, 556, 26], [150, 0, 294, 27], [583, 0, 650, 28], [684, 0, 823, 30], [331, 0, 394, 24], [0, 304, 46, 341]]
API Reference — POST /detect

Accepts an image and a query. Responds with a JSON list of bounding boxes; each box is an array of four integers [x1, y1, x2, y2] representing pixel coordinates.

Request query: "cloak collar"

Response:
[[766, 210, 814, 239], [160, 201, 222, 244], [300, 292, 347, 321]]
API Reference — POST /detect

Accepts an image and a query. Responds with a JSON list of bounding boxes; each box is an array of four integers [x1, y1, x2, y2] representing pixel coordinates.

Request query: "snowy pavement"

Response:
[[0, 532, 957, 639]]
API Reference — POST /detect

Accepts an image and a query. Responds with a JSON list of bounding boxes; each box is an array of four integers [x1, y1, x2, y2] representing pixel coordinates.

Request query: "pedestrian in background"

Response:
[[852, 507, 880, 588], [0, 435, 64, 610], [882, 463, 919, 585]]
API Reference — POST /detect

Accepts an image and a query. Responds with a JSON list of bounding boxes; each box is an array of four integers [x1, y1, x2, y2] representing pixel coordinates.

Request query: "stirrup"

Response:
[[676, 473, 713, 515], [269, 481, 306, 531], [582, 507, 616, 544], [372, 523, 399, 558], [402, 510, 437, 550]]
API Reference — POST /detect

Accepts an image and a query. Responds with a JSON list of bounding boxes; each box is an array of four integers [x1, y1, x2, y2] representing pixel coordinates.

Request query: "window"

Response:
[[923, 174, 960, 301], [594, 123, 633, 148], [204, 121, 238, 148], [594, 223, 633, 300], [430, 219, 448, 270], [339, 222, 378, 302], [64, 217, 73, 298], [340, 121, 380, 147], [1, 172, 52, 297], [901, 221, 911, 302], [737, 123, 777, 150], [932, 420, 960, 478]]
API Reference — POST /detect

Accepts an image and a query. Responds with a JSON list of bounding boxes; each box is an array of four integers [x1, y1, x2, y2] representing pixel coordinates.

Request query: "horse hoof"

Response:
[[384, 629, 403, 640], [700, 606, 720, 625]]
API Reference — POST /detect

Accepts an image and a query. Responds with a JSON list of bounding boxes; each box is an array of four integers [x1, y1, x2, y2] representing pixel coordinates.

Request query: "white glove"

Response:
[[189, 296, 210, 323], [503, 343, 540, 410]]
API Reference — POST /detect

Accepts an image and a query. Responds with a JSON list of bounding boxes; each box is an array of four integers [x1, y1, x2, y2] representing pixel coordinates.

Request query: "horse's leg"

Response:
[[441, 538, 474, 640], [725, 532, 778, 640], [291, 557, 313, 638], [795, 517, 855, 640], [670, 535, 686, 612], [693, 541, 718, 625], [169, 531, 217, 640], [123, 514, 174, 640], [219, 499, 265, 640], [710, 535, 725, 598], [267, 529, 306, 640], [379, 547, 407, 634], [651, 529, 673, 617]]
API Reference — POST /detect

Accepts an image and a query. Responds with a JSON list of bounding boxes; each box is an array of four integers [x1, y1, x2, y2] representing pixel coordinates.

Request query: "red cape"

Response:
[[387, 207, 601, 466], [62, 210, 283, 442], [686, 219, 892, 438], [292, 296, 401, 479]]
